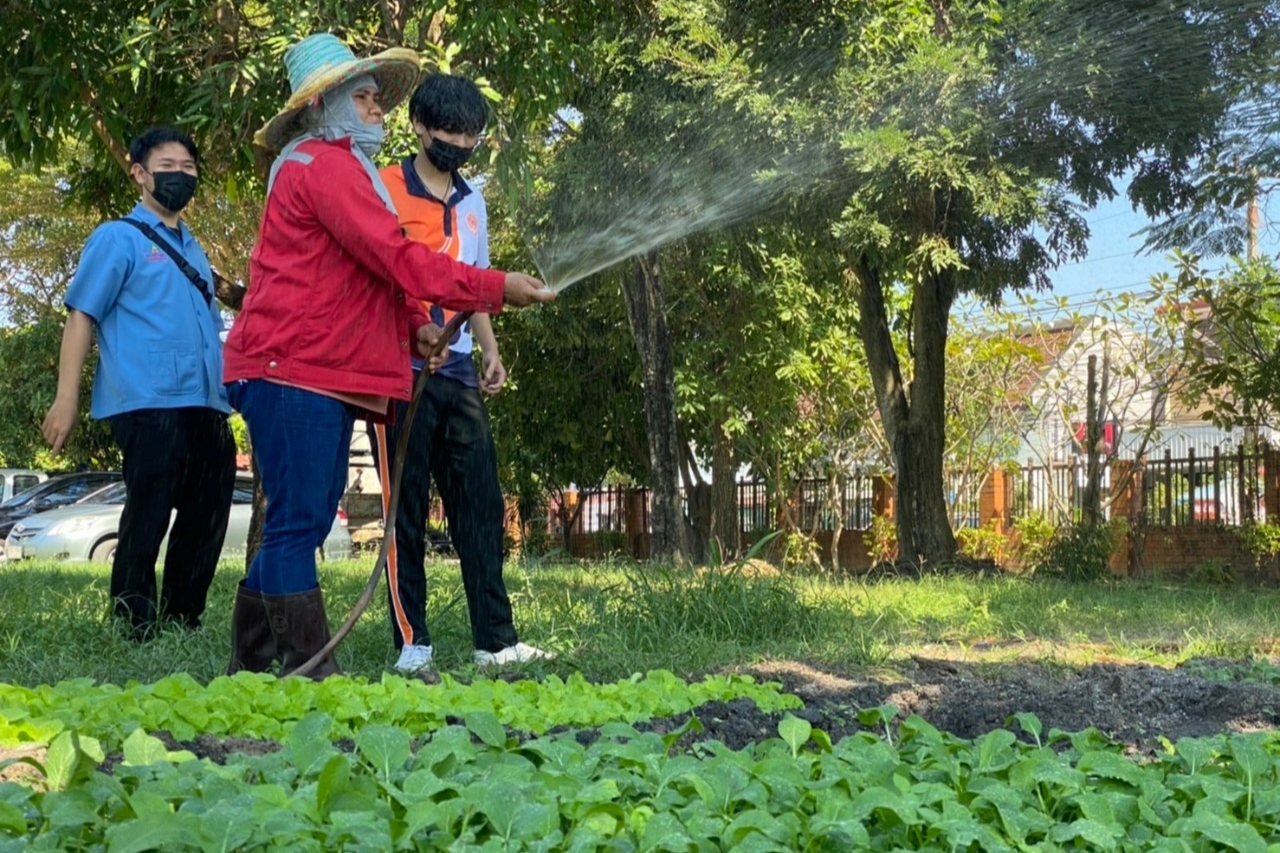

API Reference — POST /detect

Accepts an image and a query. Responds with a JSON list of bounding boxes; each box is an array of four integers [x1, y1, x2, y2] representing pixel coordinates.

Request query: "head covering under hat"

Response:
[[256, 33, 421, 152]]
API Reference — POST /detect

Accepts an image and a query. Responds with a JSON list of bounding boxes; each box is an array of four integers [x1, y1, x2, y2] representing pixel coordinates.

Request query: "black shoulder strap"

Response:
[[119, 217, 213, 307]]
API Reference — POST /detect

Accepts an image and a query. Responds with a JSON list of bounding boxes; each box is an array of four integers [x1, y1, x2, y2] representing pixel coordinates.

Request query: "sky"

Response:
[[1045, 178, 1280, 305]]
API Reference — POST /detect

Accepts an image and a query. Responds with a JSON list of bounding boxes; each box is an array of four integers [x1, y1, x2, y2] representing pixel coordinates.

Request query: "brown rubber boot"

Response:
[[227, 581, 277, 675], [262, 586, 341, 680]]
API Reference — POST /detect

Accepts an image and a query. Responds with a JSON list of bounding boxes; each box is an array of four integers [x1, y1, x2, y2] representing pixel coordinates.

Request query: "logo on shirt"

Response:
[[464, 211, 479, 234], [145, 243, 167, 263]]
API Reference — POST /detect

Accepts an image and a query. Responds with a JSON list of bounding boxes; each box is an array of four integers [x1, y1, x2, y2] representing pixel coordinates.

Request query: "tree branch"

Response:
[[80, 84, 130, 175]]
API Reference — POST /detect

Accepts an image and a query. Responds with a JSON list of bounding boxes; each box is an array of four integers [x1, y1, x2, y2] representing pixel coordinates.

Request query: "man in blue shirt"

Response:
[[42, 126, 236, 641]]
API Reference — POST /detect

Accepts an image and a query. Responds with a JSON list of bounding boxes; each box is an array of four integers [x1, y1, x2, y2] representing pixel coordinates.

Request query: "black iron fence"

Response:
[[1009, 457, 1101, 526], [1008, 446, 1267, 528], [1141, 446, 1265, 527], [560, 476, 880, 536]]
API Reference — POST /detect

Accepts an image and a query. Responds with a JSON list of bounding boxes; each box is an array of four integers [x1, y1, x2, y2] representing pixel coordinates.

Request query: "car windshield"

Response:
[[75, 482, 128, 505], [2, 479, 44, 504], [0, 479, 52, 508]]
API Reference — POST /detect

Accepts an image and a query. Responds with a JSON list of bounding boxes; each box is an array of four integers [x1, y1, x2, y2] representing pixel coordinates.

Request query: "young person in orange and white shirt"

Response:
[[369, 73, 553, 672]]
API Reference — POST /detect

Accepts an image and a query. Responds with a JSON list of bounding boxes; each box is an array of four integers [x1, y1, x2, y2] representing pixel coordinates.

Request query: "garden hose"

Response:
[[290, 311, 473, 678]]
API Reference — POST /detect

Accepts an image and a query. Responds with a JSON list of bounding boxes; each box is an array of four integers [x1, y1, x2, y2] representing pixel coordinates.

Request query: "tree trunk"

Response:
[[852, 260, 957, 571], [685, 484, 711, 561], [1083, 355, 1101, 528], [679, 438, 711, 562], [826, 467, 845, 572], [621, 250, 687, 563], [710, 427, 739, 562], [556, 486, 591, 555]]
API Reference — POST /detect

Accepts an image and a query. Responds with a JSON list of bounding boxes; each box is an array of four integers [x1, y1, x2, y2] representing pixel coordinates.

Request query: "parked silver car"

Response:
[[5, 474, 353, 563]]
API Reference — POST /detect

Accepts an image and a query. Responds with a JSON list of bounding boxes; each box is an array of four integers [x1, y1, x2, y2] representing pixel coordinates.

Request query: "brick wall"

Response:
[[1132, 527, 1280, 583]]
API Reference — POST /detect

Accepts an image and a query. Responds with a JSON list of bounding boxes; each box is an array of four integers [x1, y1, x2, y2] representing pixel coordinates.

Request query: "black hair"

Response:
[[409, 74, 488, 136], [128, 126, 199, 169]]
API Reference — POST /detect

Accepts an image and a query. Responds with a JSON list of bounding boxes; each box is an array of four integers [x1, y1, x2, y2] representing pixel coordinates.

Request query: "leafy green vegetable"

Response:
[[0, 670, 800, 751]]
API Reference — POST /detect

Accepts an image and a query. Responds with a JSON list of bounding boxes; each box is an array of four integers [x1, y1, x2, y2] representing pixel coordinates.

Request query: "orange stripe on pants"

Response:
[[374, 422, 415, 647]]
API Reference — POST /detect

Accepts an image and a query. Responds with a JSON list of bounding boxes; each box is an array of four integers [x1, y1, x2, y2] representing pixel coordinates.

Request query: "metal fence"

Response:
[[1008, 446, 1267, 528], [575, 485, 629, 533], [795, 476, 877, 532], [1141, 446, 1265, 526], [1009, 457, 1102, 525], [565, 476, 880, 536]]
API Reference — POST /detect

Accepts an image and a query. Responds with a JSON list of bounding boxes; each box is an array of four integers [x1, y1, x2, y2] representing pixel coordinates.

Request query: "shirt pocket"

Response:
[[149, 347, 202, 396]]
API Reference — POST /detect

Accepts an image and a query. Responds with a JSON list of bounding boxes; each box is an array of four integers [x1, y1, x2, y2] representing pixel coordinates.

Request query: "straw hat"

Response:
[[255, 33, 421, 152]]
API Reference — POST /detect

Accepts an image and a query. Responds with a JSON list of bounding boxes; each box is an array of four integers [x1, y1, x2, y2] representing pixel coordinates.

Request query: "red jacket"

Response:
[[222, 138, 505, 405]]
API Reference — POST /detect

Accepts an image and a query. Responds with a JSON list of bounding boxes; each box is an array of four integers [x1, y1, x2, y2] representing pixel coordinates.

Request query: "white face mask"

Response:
[[306, 74, 385, 156]]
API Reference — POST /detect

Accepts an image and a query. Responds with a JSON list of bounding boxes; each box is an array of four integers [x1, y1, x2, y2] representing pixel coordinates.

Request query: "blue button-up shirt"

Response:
[[64, 203, 230, 419]]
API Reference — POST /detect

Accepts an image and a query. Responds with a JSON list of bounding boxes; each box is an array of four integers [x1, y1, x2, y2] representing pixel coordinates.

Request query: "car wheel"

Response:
[[91, 538, 117, 564]]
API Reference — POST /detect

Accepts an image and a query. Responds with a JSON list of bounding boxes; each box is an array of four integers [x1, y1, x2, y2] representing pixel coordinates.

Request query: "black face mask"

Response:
[[425, 137, 474, 173], [148, 170, 197, 213]]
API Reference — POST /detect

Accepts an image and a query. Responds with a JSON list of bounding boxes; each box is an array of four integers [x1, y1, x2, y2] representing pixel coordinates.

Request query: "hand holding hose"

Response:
[[414, 323, 449, 372], [503, 273, 556, 307]]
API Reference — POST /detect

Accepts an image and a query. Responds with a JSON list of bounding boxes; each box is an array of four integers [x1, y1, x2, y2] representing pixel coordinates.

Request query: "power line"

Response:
[[1054, 250, 1149, 268]]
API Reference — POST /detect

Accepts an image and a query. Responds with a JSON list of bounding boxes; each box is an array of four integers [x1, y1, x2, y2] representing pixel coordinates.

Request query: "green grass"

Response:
[[3, 555, 1280, 687]]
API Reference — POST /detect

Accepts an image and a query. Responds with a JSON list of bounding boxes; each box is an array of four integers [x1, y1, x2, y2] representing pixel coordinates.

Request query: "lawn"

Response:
[[3, 554, 1280, 687]]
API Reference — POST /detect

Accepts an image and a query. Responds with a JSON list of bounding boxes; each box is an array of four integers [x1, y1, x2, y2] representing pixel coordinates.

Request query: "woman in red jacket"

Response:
[[224, 33, 552, 679]]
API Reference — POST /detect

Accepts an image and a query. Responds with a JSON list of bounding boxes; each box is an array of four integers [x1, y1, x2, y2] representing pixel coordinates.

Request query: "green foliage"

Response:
[[227, 413, 248, 453], [675, 228, 875, 495], [0, 670, 798, 751], [781, 530, 820, 571], [0, 160, 99, 325], [1, 1, 608, 209], [1188, 558, 1237, 586], [944, 315, 1041, 508], [954, 521, 1009, 564], [1012, 512, 1056, 568], [485, 266, 647, 507], [9, 706, 1280, 853], [1235, 521, 1280, 567], [645, 0, 1273, 567], [0, 317, 117, 470], [864, 515, 897, 566], [1035, 519, 1128, 582], [1186, 659, 1280, 686], [1154, 256, 1280, 432]]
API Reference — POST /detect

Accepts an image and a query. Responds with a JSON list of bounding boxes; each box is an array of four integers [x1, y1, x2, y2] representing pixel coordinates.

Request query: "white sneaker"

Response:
[[394, 644, 434, 673], [474, 642, 554, 667]]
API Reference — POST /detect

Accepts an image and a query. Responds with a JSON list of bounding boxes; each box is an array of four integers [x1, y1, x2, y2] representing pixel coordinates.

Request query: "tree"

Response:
[[645, 0, 1273, 570], [669, 226, 871, 564], [521, 43, 700, 562], [484, 224, 648, 552], [5, 0, 608, 562], [0, 317, 117, 469], [0, 159, 102, 324], [1137, 2, 1280, 260], [943, 311, 1041, 529], [1153, 254, 1280, 433], [998, 290, 1188, 532]]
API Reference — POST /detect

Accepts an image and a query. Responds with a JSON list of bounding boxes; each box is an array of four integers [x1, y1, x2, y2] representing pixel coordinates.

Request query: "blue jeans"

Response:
[[228, 380, 354, 595]]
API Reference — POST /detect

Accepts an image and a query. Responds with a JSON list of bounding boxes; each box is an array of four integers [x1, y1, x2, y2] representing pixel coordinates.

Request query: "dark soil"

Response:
[[96, 731, 280, 774], [83, 656, 1280, 769], [725, 656, 1280, 754]]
